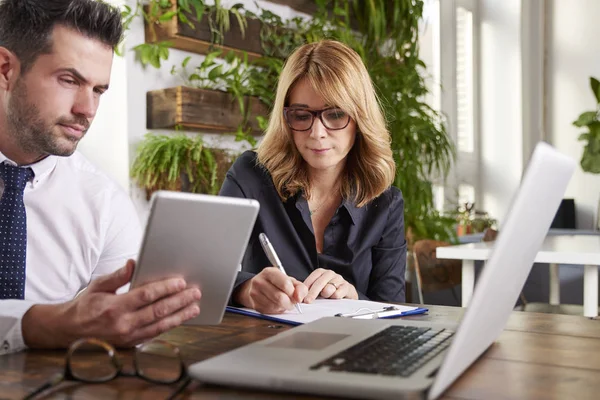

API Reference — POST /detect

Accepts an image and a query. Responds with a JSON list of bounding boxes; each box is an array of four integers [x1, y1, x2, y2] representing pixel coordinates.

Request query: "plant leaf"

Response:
[[591, 77, 600, 104], [159, 11, 177, 22], [208, 64, 223, 80], [573, 111, 597, 127]]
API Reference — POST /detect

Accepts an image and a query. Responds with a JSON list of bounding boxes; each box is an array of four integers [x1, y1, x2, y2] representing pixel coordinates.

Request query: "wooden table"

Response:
[[2, 306, 600, 399], [436, 235, 600, 317]]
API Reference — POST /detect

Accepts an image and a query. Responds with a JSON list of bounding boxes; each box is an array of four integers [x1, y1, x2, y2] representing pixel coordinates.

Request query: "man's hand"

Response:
[[22, 260, 201, 349], [233, 267, 308, 314], [303, 268, 358, 303]]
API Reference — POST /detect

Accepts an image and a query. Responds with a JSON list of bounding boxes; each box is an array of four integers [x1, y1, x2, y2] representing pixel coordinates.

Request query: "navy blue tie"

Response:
[[0, 163, 34, 300]]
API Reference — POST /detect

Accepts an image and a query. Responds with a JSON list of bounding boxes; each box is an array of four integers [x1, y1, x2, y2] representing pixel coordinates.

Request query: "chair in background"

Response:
[[411, 240, 462, 305]]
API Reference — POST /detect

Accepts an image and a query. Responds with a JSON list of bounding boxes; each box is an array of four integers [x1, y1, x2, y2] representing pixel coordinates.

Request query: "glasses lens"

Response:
[[69, 339, 118, 382], [286, 109, 313, 131], [136, 341, 183, 383], [322, 108, 349, 129]]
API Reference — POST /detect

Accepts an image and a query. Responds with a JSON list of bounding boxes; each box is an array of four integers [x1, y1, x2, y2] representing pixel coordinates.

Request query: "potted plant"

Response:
[[307, 0, 457, 245], [122, 0, 258, 68], [454, 202, 496, 236], [147, 49, 267, 145], [126, 0, 458, 245], [131, 133, 235, 199], [573, 76, 600, 174]]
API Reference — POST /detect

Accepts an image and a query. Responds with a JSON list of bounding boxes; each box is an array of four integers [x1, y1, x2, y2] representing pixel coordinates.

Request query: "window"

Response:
[[432, 184, 445, 212], [455, 6, 474, 154], [420, 0, 480, 213], [458, 183, 475, 206], [437, 0, 481, 210]]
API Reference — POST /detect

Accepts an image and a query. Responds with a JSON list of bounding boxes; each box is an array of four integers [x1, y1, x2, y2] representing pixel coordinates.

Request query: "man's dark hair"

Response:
[[0, 0, 123, 72]]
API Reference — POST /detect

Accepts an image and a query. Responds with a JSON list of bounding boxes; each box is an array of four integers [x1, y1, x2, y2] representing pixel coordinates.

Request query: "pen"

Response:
[[334, 306, 398, 318], [258, 233, 303, 314]]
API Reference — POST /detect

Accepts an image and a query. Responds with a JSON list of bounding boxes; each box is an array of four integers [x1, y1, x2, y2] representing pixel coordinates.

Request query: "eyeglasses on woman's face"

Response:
[[24, 338, 191, 400], [283, 107, 351, 131]]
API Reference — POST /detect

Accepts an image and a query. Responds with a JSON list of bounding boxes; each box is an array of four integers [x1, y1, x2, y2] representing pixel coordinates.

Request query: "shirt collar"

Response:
[[0, 151, 58, 188], [340, 197, 364, 225], [292, 189, 365, 225]]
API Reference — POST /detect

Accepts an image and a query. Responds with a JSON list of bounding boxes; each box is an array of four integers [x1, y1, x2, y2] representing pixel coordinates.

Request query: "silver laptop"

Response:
[[189, 142, 576, 399]]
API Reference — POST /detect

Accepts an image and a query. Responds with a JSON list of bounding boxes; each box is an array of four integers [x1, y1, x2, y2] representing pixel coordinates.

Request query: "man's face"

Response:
[[4, 25, 113, 162]]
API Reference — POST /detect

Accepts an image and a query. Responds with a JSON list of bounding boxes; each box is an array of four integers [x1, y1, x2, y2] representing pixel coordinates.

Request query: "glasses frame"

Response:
[[24, 338, 189, 400], [283, 107, 351, 131]]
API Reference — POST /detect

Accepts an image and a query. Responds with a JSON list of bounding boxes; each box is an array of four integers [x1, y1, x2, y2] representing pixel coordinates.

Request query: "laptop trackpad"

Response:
[[267, 332, 349, 350]]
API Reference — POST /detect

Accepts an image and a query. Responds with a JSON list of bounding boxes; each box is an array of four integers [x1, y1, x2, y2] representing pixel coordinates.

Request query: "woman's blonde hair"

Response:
[[256, 40, 396, 207]]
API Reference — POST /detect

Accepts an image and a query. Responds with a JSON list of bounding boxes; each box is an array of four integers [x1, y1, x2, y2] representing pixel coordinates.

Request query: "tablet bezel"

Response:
[[130, 191, 259, 325]]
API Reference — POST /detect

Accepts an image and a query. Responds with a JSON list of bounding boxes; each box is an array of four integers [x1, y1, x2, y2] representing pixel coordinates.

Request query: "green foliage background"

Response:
[[124, 0, 457, 243], [573, 77, 600, 174]]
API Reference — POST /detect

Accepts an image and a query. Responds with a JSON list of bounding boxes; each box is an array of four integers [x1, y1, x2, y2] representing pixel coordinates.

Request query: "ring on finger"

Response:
[[328, 282, 340, 289]]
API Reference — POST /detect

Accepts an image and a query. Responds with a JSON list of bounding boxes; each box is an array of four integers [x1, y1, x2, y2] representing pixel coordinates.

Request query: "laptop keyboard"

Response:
[[309, 326, 454, 377]]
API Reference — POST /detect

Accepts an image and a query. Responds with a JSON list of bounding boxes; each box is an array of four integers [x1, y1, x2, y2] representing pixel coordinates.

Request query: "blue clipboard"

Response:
[[226, 306, 305, 326], [226, 305, 429, 326]]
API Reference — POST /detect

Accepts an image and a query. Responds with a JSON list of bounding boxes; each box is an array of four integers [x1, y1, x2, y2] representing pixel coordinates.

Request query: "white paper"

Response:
[[231, 298, 421, 324]]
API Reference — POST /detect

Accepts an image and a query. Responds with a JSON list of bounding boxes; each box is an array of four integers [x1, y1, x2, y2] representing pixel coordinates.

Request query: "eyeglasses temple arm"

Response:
[[23, 372, 65, 400]]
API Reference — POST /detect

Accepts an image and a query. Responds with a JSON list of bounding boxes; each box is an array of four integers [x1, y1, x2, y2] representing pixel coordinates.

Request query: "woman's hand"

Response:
[[234, 267, 308, 314], [303, 268, 358, 303]]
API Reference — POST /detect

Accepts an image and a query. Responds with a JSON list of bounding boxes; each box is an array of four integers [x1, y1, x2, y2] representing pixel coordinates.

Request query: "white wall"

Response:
[[547, 0, 600, 229], [86, 0, 600, 230], [81, 3, 310, 195], [90, 0, 305, 222], [479, 0, 524, 224], [79, 0, 130, 191]]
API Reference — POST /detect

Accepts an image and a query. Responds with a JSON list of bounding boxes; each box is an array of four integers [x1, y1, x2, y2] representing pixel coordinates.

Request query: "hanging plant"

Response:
[[131, 134, 235, 199], [121, 0, 248, 68], [125, 0, 458, 244]]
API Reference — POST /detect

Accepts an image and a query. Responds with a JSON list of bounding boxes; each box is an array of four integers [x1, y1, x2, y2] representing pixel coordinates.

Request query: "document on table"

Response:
[[226, 298, 428, 326]]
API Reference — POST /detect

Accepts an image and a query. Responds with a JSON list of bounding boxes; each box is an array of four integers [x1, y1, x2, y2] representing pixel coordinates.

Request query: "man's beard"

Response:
[[6, 79, 89, 159]]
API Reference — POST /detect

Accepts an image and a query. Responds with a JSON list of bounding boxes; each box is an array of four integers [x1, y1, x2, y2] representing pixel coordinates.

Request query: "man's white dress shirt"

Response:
[[0, 151, 141, 355]]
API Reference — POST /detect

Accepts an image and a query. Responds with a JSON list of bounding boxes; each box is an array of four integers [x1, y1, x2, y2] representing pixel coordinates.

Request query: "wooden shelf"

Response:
[[267, 0, 320, 15], [267, 0, 360, 27], [146, 86, 268, 135], [144, 6, 264, 61]]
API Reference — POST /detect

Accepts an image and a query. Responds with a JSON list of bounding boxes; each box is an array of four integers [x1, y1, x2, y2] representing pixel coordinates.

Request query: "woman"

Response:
[[220, 40, 406, 313]]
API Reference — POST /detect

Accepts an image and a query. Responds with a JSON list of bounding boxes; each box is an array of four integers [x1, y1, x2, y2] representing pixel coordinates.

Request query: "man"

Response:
[[0, 0, 201, 355]]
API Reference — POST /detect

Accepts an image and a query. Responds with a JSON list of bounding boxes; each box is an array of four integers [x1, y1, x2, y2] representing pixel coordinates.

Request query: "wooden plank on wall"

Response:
[[266, 0, 361, 29], [147, 86, 268, 135], [144, 6, 264, 61], [266, 0, 319, 15]]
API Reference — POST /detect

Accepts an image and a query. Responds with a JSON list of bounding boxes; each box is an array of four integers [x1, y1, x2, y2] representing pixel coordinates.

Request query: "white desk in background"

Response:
[[436, 235, 600, 318]]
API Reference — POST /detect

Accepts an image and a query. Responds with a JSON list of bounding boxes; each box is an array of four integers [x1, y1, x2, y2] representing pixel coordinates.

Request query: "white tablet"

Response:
[[130, 191, 259, 325]]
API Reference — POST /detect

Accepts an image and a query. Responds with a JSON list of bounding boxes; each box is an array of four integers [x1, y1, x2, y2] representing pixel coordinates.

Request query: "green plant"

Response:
[[251, 9, 306, 59], [125, 0, 457, 244], [172, 50, 242, 93], [301, 0, 457, 244], [211, 0, 247, 44], [121, 0, 247, 68], [573, 77, 600, 174], [131, 133, 234, 198], [453, 202, 496, 235], [171, 50, 258, 146], [246, 56, 283, 109]]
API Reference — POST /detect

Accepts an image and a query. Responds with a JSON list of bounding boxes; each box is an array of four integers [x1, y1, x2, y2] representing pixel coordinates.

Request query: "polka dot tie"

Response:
[[0, 163, 34, 300]]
